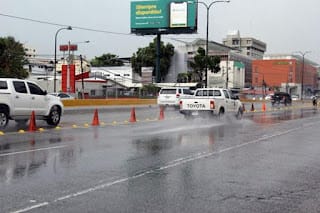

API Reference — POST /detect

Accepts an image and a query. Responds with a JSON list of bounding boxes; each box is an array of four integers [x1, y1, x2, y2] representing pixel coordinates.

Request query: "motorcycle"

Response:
[[312, 97, 318, 107]]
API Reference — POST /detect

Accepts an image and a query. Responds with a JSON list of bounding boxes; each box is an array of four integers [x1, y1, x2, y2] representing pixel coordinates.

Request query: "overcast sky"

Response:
[[1, 0, 319, 64]]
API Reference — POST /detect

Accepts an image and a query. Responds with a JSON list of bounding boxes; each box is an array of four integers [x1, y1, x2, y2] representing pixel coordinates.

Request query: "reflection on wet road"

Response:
[[1, 105, 320, 212]]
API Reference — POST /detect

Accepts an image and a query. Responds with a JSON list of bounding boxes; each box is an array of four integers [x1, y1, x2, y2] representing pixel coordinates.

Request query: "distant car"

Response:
[[291, 95, 299, 101], [50, 92, 75, 100], [265, 94, 273, 100], [157, 87, 193, 108], [271, 92, 292, 106]]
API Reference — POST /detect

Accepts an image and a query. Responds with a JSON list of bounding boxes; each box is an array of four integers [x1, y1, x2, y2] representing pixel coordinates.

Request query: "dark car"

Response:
[[271, 92, 292, 106]]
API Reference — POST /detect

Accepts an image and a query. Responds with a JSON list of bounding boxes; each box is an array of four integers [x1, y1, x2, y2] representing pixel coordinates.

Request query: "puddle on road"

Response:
[[249, 108, 319, 125], [0, 133, 79, 184]]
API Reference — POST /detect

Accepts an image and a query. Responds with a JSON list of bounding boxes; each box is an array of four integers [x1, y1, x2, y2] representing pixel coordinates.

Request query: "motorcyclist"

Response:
[[312, 96, 317, 107]]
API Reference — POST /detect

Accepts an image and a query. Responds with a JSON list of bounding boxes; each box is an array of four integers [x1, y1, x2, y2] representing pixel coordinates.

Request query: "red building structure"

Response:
[[252, 55, 318, 98]]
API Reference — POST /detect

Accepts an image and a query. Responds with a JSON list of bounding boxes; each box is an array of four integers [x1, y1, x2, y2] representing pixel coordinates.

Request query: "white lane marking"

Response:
[[10, 202, 49, 213], [0, 145, 68, 157], [9, 125, 309, 213]]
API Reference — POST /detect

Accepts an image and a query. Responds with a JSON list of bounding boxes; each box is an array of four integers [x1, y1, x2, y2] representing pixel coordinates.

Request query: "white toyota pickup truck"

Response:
[[0, 78, 64, 128], [179, 88, 243, 119]]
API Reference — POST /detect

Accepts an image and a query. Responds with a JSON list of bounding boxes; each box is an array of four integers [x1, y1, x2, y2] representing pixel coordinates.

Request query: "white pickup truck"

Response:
[[179, 88, 243, 119], [0, 78, 64, 128]]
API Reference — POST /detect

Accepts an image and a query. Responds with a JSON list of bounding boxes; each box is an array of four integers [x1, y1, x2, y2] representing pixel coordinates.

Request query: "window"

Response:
[[223, 90, 230, 99], [59, 93, 69, 98], [160, 89, 176, 94], [183, 89, 192, 95], [204, 90, 209, 96], [214, 90, 222, 96], [232, 39, 239, 45], [0, 81, 8, 90], [27, 82, 45, 95], [195, 90, 203, 96], [13, 81, 27, 93]]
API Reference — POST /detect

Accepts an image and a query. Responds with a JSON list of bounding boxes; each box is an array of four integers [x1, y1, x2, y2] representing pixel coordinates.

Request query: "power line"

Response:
[[0, 13, 131, 36], [0, 13, 188, 42]]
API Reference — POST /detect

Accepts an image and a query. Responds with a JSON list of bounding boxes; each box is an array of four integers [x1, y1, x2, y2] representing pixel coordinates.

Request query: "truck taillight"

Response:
[[176, 93, 180, 98], [180, 100, 183, 108], [210, 100, 215, 109]]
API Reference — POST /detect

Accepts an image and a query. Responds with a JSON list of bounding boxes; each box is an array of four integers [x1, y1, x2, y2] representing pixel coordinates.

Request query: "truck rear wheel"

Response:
[[218, 108, 225, 117]]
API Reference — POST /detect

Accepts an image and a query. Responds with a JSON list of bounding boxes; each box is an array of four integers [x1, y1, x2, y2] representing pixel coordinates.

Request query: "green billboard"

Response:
[[131, 0, 198, 35]]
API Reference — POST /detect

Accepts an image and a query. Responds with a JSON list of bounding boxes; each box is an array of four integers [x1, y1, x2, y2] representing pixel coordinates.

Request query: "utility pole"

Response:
[[294, 51, 311, 100], [80, 54, 84, 99], [197, 0, 230, 88]]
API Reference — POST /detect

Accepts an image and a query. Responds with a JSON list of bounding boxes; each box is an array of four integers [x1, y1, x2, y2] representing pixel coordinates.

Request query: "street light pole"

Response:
[[54, 26, 72, 93], [294, 51, 311, 100], [197, 0, 230, 88]]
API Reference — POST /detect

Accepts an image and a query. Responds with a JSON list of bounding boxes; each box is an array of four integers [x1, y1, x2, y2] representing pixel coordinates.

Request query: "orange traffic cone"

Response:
[[242, 103, 246, 112], [159, 106, 164, 120], [28, 111, 37, 132], [251, 103, 255, 112], [129, 107, 136, 123], [262, 102, 266, 112], [92, 109, 100, 126]]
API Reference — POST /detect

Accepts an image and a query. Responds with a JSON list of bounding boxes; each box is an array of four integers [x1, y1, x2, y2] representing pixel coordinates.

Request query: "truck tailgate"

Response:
[[180, 99, 214, 111]]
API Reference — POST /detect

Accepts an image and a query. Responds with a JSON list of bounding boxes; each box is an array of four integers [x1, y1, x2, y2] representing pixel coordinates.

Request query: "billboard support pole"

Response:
[[156, 34, 161, 83]]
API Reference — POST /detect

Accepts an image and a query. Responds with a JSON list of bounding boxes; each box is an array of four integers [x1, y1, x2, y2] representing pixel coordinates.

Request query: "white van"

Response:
[[157, 87, 193, 108]]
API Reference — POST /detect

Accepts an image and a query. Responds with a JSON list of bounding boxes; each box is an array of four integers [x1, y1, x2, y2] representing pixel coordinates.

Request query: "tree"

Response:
[[177, 73, 191, 83], [131, 38, 174, 81], [189, 47, 221, 83], [90, 53, 124, 67], [140, 83, 159, 96], [189, 47, 206, 83], [0, 36, 28, 78]]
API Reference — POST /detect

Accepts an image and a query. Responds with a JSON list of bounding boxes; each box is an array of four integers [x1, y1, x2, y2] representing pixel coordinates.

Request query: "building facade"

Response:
[[208, 61, 245, 89], [252, 54, 318, 98], [222, 30, 267, 59], [169, 38, 253, 88]]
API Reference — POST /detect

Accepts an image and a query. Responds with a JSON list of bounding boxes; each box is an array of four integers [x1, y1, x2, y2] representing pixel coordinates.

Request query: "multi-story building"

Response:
[[252, 54, 319, 98], [168, 38, 253, 88], [23, 45, 36, 59], [207, 60, 245, 89], [222, 30, 266, 59]]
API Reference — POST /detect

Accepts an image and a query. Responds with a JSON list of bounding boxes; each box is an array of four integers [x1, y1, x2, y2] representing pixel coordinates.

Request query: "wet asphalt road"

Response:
[[1, 103, 320, 213]]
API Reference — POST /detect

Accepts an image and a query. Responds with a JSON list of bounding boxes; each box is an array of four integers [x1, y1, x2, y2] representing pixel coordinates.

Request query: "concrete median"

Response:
[[62, 98, 157, 107]]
